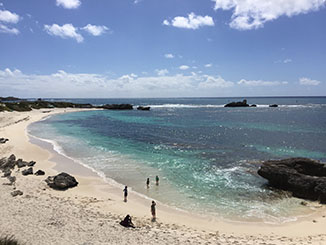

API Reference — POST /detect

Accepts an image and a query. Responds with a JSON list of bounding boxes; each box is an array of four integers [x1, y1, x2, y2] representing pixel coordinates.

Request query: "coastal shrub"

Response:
[[4, 102, 31, 112], [0, 104, 9, 112], [0, 235, 20, 245]]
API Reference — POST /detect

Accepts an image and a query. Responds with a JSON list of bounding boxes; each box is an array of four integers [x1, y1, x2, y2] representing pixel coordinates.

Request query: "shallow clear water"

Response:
[[29, 97, 326, 222]]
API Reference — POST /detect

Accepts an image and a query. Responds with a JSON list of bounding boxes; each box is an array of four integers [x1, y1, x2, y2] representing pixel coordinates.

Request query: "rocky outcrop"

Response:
[[269, 104, 278, 107], [102, 104, 133, 110], [224, 100, 249, 107], [137, 106, 150, 111], [45, 172, 78, 190], [258, 158, 326, 203]]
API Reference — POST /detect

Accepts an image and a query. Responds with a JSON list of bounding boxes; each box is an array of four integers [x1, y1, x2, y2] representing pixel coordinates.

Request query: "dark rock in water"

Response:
[[224, 99, 249, 107], [0, 138, 9, 144], [27, 161, 36, 167], [250, 104, 257, 107], [16, 159, 27, 168], [137, 106, 150, 111], [269, 104, 278, 107], [11, 190, 23, 197], [258, 158, 326, 203], [102, 104, 133, 110], [45, 172, 78, 190], [22, 167, 33, 176], [35, 170, 45, 176]]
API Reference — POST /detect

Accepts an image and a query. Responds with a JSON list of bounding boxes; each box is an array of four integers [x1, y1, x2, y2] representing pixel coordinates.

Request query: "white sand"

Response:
[[1, 108, 326, 245]]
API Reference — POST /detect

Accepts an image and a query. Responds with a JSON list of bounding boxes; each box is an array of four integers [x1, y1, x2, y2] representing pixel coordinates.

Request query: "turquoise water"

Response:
[[28, 97, 326, 222]]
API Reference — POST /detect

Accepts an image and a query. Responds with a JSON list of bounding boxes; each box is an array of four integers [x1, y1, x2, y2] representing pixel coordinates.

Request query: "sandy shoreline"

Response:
[[1, 108, 326, 244]]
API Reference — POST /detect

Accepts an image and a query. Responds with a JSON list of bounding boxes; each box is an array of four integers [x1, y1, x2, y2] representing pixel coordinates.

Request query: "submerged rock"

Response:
[[45, 172, 78, 190], [137, 106, 150, 111], [269, 104, 278, 107], [224, 99, 249, 107], [258, 158, 326, 204], [102, 104, 133, 110]]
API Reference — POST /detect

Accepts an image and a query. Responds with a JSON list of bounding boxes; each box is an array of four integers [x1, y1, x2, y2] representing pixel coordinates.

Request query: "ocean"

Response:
[[28, 97, 326, 223]]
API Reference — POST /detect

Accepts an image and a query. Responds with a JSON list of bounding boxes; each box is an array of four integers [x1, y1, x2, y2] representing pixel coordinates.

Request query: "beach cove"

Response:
[[0, 107, 326, 244]]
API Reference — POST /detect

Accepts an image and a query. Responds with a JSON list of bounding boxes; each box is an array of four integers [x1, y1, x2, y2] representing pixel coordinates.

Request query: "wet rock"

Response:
[[45, 172, 78, 190], [11, 190, 23, 197], [137, 106, 150, 111], [22, 167, 33, 176], [224, 99, 249, 107], [35, 170, 45, 176], [269, 104, 278, 107], [258, 158, 326, 204], [102, 104, 133, 110]]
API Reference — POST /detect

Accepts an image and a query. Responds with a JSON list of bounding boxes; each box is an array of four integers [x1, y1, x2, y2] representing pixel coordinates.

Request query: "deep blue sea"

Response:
[[28, 97, 326, 223]]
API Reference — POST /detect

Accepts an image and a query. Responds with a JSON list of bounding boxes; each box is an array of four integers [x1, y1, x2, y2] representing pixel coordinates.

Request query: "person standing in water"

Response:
[[155, 175, 159, 186], [146, 178, 150, 188], [123, 186, 128, 202], [151, 200, 156, 221]]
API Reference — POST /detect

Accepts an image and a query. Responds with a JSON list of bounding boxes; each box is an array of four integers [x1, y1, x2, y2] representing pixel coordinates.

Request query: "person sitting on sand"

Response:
[[146, 178, 150, 188], [151, 200, 156, 221], [119, 214, 135, 228], [155, 175, 159, 186], [123, 186, 128, 202]]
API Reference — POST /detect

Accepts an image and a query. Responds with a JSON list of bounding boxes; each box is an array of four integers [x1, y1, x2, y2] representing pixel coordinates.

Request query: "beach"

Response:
[[1, 108, 326, 245]]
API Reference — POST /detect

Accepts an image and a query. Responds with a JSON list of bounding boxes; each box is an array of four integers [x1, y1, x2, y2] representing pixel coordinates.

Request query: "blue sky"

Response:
[[0, 0, 325, 98]]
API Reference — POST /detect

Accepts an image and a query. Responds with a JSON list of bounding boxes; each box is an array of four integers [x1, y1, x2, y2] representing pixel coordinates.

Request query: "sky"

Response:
[[0, 0, 325, 98]]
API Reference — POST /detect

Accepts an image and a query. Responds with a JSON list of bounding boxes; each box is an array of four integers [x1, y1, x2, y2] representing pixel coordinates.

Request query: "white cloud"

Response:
[[82, 24, 109, 36], [0, 24, 19, 34], [56, 0, 81, 9], [283, 58, 292, 64], [0, 68, 237, 97], [44, 24, 83, 43], [198, 75, 234, 88], [238, 79, 288, 86], [213, 0, 326, 30], [163, 12, 214, 30], [156, 69, 169, 76], [179, 65, 190, 70], [0, 10, 20, 23], [164, 53, 174, 59], [275, 58, 292, 64], [205, 63, 212, 68], [299, 77, 321, 86]]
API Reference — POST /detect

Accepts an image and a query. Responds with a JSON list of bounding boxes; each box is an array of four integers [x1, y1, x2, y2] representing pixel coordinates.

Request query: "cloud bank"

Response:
[[213, 0, 326, 30]]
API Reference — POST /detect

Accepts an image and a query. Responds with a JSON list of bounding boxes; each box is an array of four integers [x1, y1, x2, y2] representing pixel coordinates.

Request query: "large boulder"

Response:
[[102, 104, 133, 110], [224, 99, 249, 107], [45, 172, 78, 190], [258, 158, 326, 203]]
